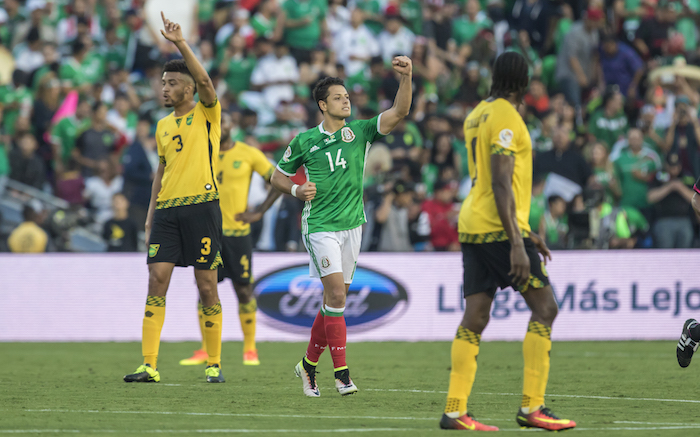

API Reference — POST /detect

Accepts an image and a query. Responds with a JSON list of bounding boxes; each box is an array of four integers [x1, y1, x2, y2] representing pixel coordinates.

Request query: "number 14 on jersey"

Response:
[[326, 149, 347, 172]]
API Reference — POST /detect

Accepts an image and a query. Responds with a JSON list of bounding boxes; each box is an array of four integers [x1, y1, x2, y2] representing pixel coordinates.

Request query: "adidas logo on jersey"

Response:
[[310, 145, 320, 153]]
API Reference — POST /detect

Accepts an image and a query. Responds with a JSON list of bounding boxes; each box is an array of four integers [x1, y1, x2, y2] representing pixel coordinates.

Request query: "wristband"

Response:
[[291, 184, 299, 198]]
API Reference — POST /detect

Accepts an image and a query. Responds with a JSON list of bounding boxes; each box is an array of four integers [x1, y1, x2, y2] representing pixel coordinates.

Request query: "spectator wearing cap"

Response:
[[12, 0, 55, 48], [534, 125, 591, 189], [588, 88, 629, 150], [634, 0, 679, 59], [7, 202, 49, 253], [614, 128, 661, 211], [647, 153, 696, 248], [555, 7, 604, 109], [665, 95, 700, 176], [600, 34, 645, 100], [9, 131, 45, 190], [422, 179, 460, 251], [376, 181, 416, 252], [280, 0, 328, 64], [378, 5, 416, 63], [334, 8, 380, 79], [250, 40, 300, 111]]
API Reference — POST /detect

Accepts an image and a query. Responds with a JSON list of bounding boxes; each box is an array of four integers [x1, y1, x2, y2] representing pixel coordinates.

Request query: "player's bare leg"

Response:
[[517, 285, 575, 431], [124, 262, 175, 383], [233, 282, 260, 365], [195, 269, 225, 383], [441, 293, 499, 431]]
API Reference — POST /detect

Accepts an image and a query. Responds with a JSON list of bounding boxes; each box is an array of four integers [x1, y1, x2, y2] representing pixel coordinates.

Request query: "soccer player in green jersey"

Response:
[[271, 56, 413, 397]]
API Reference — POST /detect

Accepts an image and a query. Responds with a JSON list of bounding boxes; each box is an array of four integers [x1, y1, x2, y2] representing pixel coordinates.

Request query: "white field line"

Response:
[[364, 388, 700, 404], [22, 409, 438, 421], [0, 429, 418, 434], [5, 425, 700, 433]]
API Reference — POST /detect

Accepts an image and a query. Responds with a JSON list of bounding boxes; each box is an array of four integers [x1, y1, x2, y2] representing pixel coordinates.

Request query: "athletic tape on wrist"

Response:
[[291, 184, 299, 198]]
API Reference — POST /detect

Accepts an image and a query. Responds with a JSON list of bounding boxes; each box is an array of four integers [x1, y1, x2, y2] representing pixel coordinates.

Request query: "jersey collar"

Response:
[[318, 121, 347, 136]]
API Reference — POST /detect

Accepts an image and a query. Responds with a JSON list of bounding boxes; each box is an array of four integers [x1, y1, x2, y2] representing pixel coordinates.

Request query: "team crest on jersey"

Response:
[[186, 114, 194, 125], [149, 244, 160, 257], [321, 256, 331, 269], [341, 127, 355, 143], [282, 146, 292, 162], [233, 161, 241, 168], [498, 129, 514, 148]]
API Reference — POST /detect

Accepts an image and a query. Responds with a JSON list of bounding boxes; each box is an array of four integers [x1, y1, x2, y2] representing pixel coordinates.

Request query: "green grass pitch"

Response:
[[1, 341, 699, 436]]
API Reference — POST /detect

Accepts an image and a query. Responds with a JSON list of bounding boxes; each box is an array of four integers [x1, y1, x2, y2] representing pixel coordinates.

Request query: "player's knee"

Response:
[[325, 286, 346, 308], [233, 283, 253, 303], [535, 301, 558, 326], [148, 269, 169, 290], [462, 311, 489, 334]]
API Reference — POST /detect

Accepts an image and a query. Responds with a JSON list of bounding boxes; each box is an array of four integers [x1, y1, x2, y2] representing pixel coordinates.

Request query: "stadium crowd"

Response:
[[1, 0, 700, 253]]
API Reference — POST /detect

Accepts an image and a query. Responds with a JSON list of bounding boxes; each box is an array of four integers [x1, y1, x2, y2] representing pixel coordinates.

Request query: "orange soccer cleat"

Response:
[[439, 413, 499, 431], [516, 407, 576, 431], [179, 349, 208, 366]]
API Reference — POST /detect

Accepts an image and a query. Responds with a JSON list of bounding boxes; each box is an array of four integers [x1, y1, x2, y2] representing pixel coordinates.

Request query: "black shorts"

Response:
[[218, 233, 253, 284], [462, 238, 550, 298], [147, 200, 223, 270]]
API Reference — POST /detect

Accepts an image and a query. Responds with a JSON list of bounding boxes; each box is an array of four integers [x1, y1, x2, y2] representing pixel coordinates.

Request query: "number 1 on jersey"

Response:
[[470, 137, 478, 184], [326, 149, 347, 172]]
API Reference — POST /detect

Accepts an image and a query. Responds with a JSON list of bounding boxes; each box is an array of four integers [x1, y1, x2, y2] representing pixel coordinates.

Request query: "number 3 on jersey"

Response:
[[326, 149, 347, 172]]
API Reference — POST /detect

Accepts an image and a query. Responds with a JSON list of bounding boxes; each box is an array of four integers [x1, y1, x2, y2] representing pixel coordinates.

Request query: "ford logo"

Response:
[[254, 264, 408, 333]]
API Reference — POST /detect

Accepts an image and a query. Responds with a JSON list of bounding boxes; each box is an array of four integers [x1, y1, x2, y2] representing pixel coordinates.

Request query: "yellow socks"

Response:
[[522, 321, 552, 413], [202, 302, 223, 366], [197, 302, 207, 353], [445, 326, 481, 418], [142, 296, 166, 368], [239, 298, 257, 353]]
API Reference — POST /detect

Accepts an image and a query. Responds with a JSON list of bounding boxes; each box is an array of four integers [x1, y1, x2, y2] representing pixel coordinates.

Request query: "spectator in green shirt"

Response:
[[251, 0, 281, 40], [613, 128, 661, 210], [540, 195, 569, 249], [397, 0, 423, 36], [588, 88, 628, 150], [281, 0, 328, 64], [219, 33, 258, 101], [50, 99, 92, 175], [0, 70, 33, 139], [451, 0, 492, 66], [59, 40, 90, 93]]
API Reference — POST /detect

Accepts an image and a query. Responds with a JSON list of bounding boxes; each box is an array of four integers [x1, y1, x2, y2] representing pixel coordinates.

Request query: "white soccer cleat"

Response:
[[294, 359, 320, 397], [334, 368, 358, 396]]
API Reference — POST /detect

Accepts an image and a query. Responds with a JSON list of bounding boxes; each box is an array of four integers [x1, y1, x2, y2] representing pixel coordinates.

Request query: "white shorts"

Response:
[[302, 226, 362, 284]]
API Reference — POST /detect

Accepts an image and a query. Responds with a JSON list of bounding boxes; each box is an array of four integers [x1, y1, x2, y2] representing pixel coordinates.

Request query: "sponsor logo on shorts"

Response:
[[341, 127, 355, 143], [254, 264, 409, 332], [148, 244, 160, 257], [197, 256, 208, 263], [321, 256, 331, 268]]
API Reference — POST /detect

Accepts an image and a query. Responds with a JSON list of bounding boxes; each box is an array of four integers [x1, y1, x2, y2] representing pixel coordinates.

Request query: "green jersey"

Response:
[[588, 109, 628, 149], [0, 85, 32, 137], [283, 0, 327, 50], [51, 116, 90, 165], [276, 116, 385, 234], [452, 15, 492, 46], [613, 147, 660, 209]]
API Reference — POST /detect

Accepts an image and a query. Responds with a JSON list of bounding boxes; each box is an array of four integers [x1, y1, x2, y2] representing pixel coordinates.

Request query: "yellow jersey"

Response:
[[217, 141, 273, 236], [459, 98, 532, 243], [155, 99, 221, 209], [8, 222, 48, 253]]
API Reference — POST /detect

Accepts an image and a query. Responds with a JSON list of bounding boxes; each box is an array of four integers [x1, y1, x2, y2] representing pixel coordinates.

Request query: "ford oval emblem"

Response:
[[254, 264, 409, 333]]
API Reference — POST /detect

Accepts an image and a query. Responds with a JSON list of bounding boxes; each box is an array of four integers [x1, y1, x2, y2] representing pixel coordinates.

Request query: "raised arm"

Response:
[[160, 11, 216, 106], [379, 56, 413, 135]]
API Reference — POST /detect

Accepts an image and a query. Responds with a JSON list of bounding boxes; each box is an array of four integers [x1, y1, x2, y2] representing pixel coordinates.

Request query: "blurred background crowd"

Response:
[[1, 0, 700, 253]]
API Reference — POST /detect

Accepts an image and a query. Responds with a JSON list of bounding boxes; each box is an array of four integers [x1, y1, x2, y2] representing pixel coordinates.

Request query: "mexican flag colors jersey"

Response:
[[276, 115, 385, 234]]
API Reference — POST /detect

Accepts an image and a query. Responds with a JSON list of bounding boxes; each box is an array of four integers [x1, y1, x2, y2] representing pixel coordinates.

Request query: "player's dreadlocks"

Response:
[[489, 52, 529, 101], [313, 76, 346, 112], [163, 59, 197, 94]]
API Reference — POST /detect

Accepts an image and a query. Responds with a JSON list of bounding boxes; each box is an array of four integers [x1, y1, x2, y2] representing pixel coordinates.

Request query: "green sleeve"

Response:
[[277, 135, 305, 176]]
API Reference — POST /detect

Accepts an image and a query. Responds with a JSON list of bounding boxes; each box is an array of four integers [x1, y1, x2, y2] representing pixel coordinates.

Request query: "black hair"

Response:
[[22, 204, 37, 222], [163, 59, 197, 94], [548, 195, 565, 206], [489, 51, 530, 100], [27, 27, 40, 44], [312, 77, 346, 112], [91, 100, 106, 113], [71, 39, 86, 56]]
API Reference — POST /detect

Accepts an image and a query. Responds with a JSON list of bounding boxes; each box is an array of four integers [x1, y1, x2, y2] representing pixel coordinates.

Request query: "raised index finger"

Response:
[[161, 11, 167, 24]]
